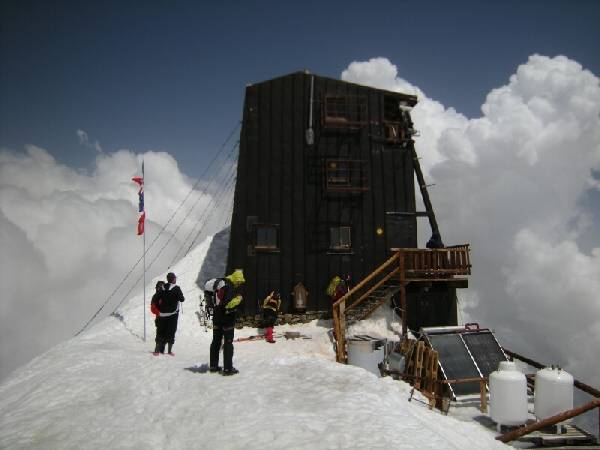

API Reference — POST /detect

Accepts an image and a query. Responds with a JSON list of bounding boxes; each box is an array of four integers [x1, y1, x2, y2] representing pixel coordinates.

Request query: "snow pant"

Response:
[[262, 310, 277, 343], [210, 325, 235, 370], [155, 314, 179, 353], [265, 326, 274, 342]]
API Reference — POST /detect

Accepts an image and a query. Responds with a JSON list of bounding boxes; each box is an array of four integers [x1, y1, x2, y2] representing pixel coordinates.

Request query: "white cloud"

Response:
[[77, 129, 103, 153], [0, 146, 218, 380], [342, 55, 600, 387]]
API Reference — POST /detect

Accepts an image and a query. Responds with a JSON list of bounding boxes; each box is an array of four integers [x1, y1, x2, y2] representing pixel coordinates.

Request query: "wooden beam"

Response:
[[410, 145, 441, 239], [496, 399, 600, 443], [438, 377, 488, 384], [346, 267, 400, 311]]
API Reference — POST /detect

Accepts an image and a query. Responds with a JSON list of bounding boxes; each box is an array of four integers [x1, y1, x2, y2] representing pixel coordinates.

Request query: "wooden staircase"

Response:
[[332, 245, 472, 363]]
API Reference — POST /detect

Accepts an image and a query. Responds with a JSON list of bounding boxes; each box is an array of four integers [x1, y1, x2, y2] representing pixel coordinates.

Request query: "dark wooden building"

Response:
[[226, 71, 461, 331]]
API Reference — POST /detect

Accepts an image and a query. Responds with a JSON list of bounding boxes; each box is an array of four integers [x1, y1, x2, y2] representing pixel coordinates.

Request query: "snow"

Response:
[[0, 235, 509, 449]]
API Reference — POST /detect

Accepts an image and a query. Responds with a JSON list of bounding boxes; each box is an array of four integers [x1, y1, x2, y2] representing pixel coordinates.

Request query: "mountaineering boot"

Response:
[[209, 366, 222, 373], [222, 367, 239, 376]]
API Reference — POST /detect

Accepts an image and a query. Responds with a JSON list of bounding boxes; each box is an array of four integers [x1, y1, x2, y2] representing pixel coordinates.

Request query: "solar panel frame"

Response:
[[461, 331, 508, 379], [426, 333, 482, 397]]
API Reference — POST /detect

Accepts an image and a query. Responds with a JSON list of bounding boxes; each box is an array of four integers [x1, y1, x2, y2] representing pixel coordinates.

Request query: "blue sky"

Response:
[[1, 0, 599, 178]]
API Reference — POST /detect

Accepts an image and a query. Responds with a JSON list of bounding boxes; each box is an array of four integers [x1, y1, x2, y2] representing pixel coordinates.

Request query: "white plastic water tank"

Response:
[[489, 361, 528, 426], [346, 335, 385, 377], [534, 367, 574, 421]]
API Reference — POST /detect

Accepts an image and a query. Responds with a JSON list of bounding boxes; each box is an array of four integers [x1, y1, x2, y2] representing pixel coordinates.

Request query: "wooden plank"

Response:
[[480, 380, 487, 413], [425, 349, 439, 409], [414, 341, 425, 389]]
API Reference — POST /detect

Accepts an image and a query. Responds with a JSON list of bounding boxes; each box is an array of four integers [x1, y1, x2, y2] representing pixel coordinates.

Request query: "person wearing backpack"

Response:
[[150, 280, 166, 355], [203, 278, 220, 321], [209, 269, 245, 375], [156, 272, 185, 355], [261, 291, 281, 343]]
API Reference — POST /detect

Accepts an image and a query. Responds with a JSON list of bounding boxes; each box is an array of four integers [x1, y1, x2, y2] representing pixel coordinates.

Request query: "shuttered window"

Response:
[[330, 226, 351, 251]]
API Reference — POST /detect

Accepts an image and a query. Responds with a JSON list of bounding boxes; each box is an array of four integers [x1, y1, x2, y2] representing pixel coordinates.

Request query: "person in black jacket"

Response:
[[209, 269, 244, 375], [156, 272, 185, 355]]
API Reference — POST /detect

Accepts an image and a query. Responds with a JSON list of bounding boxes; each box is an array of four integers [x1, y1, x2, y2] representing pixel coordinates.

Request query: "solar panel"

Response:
[[427, 333, 481, 397], [462, 331, 507, 379]]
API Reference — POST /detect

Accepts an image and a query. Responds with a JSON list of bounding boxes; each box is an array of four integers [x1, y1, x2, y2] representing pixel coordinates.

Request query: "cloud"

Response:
[[342, 55, 600, 387], [0, 146, 220, 380], [77, 129, 103, 153]]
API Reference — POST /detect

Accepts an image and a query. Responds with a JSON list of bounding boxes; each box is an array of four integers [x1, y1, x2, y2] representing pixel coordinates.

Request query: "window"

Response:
[[330, 226, 352, 251], [383, 95, 408, 143], [254, 224, 279, 251], [325, 159, 369, 192], [384, 95, 403, 122], [326, 160, 351, 187], [323, 95, 367, 129]]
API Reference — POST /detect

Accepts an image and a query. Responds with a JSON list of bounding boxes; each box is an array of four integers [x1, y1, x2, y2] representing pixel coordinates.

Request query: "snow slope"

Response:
[[0, 235, 509, 449]]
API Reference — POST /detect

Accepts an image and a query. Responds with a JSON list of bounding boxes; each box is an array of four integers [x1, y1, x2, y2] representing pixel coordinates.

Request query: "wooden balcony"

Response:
[[392, 245, 471, 280]]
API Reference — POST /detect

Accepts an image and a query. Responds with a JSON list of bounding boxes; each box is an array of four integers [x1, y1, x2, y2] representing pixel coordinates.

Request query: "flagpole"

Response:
[[142, 159, 146, 342]]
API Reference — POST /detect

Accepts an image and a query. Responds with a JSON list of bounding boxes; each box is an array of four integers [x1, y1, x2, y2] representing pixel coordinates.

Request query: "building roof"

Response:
[[246, 70, 418, 106]]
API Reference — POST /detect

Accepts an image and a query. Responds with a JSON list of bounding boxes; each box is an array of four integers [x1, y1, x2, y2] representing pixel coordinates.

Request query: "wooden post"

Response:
[[338, 301, 346, 363], [414, 341, 425, 390], [332, 306, 340, 362], [398, 251, 407, 336], [480, 380, 487, 413], [496, 399, 600, 443]]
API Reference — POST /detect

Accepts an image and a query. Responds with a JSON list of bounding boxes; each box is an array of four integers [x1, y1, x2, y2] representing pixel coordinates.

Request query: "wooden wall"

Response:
[[226, 72, 456, 330]]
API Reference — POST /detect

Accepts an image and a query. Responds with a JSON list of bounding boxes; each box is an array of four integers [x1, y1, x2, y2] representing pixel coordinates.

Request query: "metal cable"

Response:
[[110, 149, 239, 314], [74, 121, 241, 336]]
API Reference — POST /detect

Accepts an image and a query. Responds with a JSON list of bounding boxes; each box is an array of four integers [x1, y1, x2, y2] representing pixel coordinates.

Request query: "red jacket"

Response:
[[150, 291, 163, 316]]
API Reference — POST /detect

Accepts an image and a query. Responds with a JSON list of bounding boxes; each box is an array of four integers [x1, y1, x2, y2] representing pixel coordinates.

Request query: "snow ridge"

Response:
[[0, 234, 508, 449]]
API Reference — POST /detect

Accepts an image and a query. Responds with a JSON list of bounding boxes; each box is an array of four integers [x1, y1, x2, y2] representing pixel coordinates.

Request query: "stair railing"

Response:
[[332, 245, 471, 363], [332, 252, 402, 363]]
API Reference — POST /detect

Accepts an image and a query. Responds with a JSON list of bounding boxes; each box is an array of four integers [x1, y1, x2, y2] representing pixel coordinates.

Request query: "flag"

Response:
[[133, 162, 145, 235], [138, 188, 144, 213], [137, 212, 145, 235]]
